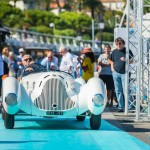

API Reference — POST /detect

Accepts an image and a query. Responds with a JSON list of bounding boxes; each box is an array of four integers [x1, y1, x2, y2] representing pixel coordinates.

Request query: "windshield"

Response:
[[22, 63, 46, 77], [21, 63, 73, 78]]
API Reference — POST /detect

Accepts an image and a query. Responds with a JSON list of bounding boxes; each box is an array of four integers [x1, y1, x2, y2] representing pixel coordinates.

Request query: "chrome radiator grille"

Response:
[[34, 78, 75, 110]]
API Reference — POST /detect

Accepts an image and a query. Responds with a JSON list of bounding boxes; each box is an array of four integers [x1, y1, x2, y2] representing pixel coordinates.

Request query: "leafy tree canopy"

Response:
[[0, 2, 23, 25], [0, 1, 122, 41], [59, 12, 91, 32], [26, 10, 57, 26]]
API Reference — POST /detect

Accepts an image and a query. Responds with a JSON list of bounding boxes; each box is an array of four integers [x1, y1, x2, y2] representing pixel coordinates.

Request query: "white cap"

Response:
[[19, 48, 24, 53]]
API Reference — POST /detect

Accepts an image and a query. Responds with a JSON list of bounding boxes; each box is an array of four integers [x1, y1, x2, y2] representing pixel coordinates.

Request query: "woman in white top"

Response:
[[98, 44, 114, 107]]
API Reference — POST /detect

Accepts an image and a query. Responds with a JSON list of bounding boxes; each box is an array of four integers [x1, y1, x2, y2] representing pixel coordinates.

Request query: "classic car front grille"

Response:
[[34, 78, 75, 110]]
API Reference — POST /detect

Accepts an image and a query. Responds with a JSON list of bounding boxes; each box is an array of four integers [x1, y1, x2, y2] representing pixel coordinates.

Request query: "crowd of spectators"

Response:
[[0, 37, 133, 112]]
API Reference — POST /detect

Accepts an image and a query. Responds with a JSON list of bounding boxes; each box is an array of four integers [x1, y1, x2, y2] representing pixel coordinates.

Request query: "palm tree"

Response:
[[55, 0, 62, 12], [45, 0, 51, 11], [82, 0, 104, 19], [63, 0, 75, 11], [76, 0, 84, 12]]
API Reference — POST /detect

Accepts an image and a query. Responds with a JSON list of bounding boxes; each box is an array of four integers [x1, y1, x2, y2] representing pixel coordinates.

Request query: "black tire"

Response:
[[90, 113, 101, 130], [1, 107, 5, 120], [76, 112, 86, 121], [4, 109, 14, 129], [0, 102, 2, 113]]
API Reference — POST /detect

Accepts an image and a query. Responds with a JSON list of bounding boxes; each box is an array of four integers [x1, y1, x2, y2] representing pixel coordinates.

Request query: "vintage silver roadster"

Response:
[[1, 63, 106, 129]]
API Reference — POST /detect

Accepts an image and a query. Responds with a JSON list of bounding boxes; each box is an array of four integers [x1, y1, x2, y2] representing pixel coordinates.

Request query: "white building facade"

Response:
[[9, 0, 44, 10], [101, 0, 125, 11]]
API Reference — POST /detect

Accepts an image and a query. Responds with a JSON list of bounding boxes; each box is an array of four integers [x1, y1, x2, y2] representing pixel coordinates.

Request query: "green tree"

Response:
[[0, 2, 23, 27], [143, 1, 150, 14], [63, 0, 75, 11], [82, 0, 104, 19], [58, 11, 91, 34], [26, 10, 57, 26], [55, 29, 76, 37], [44, 0, 51, 11], [103, 10, 123, 29], [55, 0, 62, 13]]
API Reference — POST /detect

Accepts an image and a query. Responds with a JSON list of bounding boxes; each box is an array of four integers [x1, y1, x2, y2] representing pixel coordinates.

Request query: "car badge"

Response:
[[52, 104, 57, 108]]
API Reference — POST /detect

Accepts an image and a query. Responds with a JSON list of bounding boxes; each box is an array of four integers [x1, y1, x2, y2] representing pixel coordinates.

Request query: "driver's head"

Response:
[[47, 51, 53, 62], [22, 54, 33, 67]]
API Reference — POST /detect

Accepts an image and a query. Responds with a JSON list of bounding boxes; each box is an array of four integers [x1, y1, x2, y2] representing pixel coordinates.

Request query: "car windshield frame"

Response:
[[21, 63, 46, 77], [21, 63, 73, 78]]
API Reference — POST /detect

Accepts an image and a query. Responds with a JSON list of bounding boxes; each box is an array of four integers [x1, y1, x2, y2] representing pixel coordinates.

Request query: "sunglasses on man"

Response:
[[59, 50, 65, 54], [48, 56, 53, 58], [116, 42, 122, 45], [23, 58, 32, 62]]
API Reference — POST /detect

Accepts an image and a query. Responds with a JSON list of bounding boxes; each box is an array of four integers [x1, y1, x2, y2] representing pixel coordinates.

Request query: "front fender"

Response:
[[2, 77, 20, 114], [87, 77, 106, 115]]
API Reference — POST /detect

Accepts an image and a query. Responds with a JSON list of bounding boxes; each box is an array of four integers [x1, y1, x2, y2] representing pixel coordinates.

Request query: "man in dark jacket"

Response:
[[109, 37, 133, 112]]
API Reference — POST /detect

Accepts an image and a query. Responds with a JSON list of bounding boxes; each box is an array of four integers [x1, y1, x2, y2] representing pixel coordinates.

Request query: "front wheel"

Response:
[[76, 112, 86, 121], [90, 113, 101, 130], [1, 107, 5, 120], [3, 109, 14, 129]]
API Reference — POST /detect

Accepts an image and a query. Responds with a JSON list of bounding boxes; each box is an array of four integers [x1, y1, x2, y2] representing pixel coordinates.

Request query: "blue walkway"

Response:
[[0, 115, 149, 150]]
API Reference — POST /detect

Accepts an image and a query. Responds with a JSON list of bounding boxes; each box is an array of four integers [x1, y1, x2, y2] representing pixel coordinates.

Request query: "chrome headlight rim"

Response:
[[5, 93, 17, 106], [92, 94, 104, 107]]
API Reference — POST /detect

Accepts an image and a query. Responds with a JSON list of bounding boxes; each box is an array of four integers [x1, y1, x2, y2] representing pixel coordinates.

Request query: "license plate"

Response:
[[46, 111, 63, 115]]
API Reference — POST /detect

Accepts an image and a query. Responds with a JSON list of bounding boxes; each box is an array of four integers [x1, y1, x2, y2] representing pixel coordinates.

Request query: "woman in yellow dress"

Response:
[[80, 47, 95, 82]]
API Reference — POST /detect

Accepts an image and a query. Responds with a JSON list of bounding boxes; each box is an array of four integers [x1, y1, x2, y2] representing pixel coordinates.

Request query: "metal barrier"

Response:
[[114, 0, 150, 121], [126, 0, 150, 120]]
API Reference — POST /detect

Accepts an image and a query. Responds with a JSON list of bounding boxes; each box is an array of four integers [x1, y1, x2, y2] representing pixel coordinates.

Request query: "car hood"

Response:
[[20, 71, 78, 101]]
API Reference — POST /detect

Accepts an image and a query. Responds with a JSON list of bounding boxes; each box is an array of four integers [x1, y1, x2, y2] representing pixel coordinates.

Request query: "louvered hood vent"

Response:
[[34, 78, 75, 110]]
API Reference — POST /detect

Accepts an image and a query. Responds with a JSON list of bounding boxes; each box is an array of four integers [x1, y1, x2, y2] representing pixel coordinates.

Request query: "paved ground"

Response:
[[0, 103, 150, 149], [0, 115, 150, 150], [103, 106, 150, 145]]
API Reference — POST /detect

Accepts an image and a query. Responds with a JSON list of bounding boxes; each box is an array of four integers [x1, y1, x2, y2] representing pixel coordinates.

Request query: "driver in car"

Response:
[[17, 54, 33, 81]]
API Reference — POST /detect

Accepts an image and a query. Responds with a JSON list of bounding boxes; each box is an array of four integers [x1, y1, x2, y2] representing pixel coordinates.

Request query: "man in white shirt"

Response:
[[67, 48, 79, 78], [41, 51, 58, 70], [59, 46, 73, 74]]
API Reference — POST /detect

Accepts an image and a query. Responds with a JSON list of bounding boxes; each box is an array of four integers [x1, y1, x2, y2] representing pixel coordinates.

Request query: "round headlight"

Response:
[[5, 93, 17, 106], [92, 94, 104, 107]]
